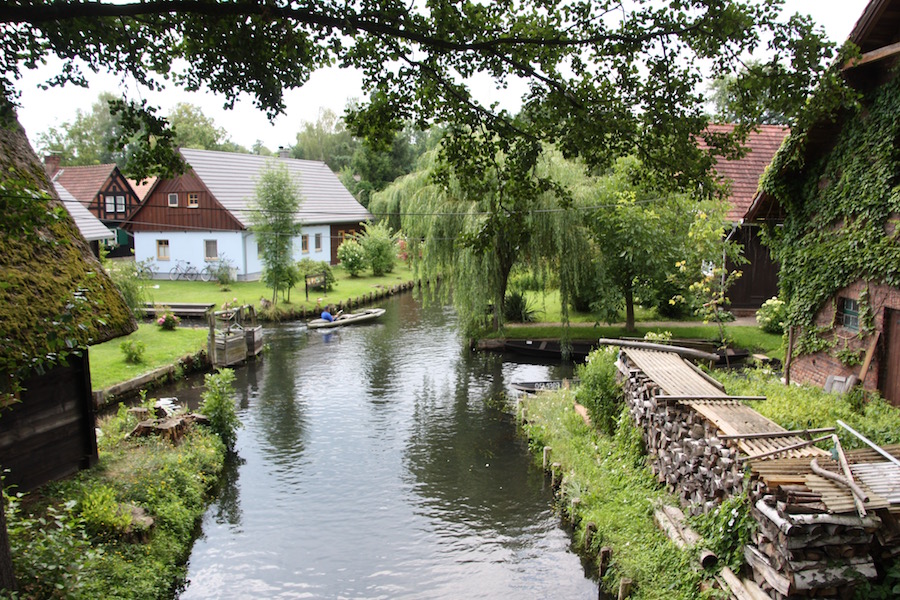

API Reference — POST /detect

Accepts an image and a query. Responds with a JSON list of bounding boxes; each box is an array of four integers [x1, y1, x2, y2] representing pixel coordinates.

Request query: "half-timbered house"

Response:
[[127, 148, 372, 279], [43, 157, 142, 257]]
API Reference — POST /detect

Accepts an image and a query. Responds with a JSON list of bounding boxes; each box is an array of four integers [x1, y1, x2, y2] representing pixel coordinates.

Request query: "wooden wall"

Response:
[[127, 171, 243, 233], [726, 225, 779, 311], [92, 168, 141, 225], [0, 353, 98, 492], [330, 223, 365, 265]]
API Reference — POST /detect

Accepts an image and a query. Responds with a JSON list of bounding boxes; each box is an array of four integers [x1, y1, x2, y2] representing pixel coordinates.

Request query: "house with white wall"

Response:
[[126, 148, 372, 280]]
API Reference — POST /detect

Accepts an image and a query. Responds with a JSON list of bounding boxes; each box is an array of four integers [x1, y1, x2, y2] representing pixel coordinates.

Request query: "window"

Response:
[[838, 297, 859, 331], [157, 239, 170, 261], [168, 193, 179, 207], [105, 195, 116, 213], [204, 240, 218, 261], [188, 193, 199, 208], [301, 234, 309, 253], [315, 233, 322, 251], [116, 195, 126, 213]]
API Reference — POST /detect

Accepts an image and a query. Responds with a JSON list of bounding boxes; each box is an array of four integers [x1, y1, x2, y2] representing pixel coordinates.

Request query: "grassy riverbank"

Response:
[[518, 351, 900, 598], [141, 264, 416, 317], [89, 324, 209, 391], [498, 323, 784, 360], [5, 399, 226, 599]]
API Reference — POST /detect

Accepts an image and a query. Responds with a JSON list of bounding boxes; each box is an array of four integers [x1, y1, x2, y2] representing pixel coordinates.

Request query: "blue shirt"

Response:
[[321, 311, 334, 322]]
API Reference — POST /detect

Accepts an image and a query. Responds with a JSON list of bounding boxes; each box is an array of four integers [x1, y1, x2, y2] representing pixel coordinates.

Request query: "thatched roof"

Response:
[[0, 112, 136, 380]]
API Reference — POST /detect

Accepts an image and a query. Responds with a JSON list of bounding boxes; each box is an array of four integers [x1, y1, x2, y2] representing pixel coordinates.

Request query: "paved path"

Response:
[[507, 316, 758, 328]]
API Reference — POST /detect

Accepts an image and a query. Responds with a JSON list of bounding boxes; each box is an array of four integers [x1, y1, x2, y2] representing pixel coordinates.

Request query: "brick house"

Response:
[[746, 0, 900, 405]]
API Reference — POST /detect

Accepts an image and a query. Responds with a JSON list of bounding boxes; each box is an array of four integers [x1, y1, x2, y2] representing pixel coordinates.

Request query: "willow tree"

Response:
[[371, 141, 593, 335]]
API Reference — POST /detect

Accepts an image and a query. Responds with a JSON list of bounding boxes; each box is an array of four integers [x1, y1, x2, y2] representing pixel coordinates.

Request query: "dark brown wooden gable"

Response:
[[126, 169, 244, 233], [94, 167, 141, 225]]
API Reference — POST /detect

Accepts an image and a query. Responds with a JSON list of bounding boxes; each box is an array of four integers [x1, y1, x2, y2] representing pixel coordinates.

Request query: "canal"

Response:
[[178, 292, 597, 598]]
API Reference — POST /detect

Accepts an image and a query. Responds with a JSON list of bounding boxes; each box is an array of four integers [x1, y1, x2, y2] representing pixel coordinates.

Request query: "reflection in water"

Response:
[[180, 294, 595, 599]]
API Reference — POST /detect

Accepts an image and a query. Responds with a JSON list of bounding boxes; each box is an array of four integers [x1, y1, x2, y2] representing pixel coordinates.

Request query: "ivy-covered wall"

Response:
[[760, 63, 900, 392]]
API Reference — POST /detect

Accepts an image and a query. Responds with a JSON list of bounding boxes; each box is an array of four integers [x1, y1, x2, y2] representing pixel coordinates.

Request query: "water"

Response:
[[178, 293, 597, 599]]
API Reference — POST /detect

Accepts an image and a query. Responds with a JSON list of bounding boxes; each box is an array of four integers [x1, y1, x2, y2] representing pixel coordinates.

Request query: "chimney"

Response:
[[43, 154, 61, 176], [278, 146, 290, 159]]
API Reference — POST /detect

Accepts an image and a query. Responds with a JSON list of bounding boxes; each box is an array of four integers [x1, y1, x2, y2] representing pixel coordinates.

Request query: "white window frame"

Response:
[[115, 195, 126, 213], [167, 193, 179, 207], [204, 239, 218, 261], [105, 195, 116, 213], [157, 239, 170, 261], [315, 233, 322, 251]]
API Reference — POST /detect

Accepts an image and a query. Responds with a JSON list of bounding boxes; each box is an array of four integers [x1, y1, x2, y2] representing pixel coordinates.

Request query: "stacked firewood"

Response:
[[618, 361, 744, 515], [746, 496, 880, 599], [615, 351, 897, 599]]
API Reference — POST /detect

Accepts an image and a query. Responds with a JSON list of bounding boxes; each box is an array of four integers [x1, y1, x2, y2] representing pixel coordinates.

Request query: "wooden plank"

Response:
[[857, 331, 881, 382], [843, 40, 900, 70]]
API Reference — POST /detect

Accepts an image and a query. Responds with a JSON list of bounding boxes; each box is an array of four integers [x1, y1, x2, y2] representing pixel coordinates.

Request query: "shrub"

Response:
[[105, 259, 148, 318], [503, 291, 537, 323], [756, 296, 786, 334], [296, 258, 335, 290], [80, 485, 132, 539], [212, 255, 236, 288], [356, 221, 398, 276], [337, 239, 366, 276], [156, 309, 180, 330], [200, 369, 241, 452], [575, 346, 622, 435], [6, 493, 99, 599], [119, 339, 145, 364]]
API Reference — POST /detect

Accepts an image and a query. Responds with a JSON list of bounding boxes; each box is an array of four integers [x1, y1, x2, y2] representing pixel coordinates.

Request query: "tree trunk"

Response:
[[624, 283, 636, 332]]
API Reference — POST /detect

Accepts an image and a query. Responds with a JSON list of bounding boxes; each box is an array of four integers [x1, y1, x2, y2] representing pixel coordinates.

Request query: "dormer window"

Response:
[[168, 193, 179, 207], [188, 193, 199, 208]]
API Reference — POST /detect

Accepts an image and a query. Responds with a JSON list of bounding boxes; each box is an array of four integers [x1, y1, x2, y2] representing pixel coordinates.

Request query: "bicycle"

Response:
[[169, 260, 199, 281], [135, 259, 156, 280], [199, 263, 214, 282]]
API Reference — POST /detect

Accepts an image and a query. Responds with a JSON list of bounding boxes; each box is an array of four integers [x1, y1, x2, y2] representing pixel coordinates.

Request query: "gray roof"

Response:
[[179, 148, 372, 228], [54, 182, 115, 242]]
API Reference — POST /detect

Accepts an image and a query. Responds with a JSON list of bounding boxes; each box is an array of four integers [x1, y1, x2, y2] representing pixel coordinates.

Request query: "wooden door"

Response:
[[882, 309, 900, 407]]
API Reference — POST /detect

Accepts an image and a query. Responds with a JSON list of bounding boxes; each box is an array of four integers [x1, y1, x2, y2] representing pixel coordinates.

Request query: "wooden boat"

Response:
[[511, 379, 581, 394], [502, 339, 593, 362], [307, 308, 386, 329]]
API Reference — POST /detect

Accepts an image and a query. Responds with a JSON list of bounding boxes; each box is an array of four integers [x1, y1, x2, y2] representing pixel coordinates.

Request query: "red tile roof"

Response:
[[127, 176, 158, 201], [50, 164, 117, 207], [700, 124, 789, 223]]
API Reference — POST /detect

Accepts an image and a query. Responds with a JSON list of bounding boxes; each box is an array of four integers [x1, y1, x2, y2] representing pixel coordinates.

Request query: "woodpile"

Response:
[[618, 356, 745, 515], [614, 347, 900, 599]]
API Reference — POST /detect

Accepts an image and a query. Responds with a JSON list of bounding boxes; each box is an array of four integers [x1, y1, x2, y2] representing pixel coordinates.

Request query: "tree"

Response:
[[35, 91, 125, 167], [4, 1, 839, 185], [355, 221, 398, 276], [708, 62, 792, 126], [250, 162, 303, 304], [167, 102, 247, 153], [291, 108, 357, 172], [580, 156, 734, 332]]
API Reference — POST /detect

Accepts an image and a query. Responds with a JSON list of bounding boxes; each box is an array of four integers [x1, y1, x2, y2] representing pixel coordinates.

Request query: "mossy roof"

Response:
[[0, 114, 137, 379]]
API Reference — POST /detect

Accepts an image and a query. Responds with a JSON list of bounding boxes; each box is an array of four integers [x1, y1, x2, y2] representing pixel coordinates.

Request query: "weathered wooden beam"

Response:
[[843, 40, 900, 70], [597, 338, 720, 362], [656, 395, 766, 402], [720, 427, 835, 441], [738, 434, 831, 463]]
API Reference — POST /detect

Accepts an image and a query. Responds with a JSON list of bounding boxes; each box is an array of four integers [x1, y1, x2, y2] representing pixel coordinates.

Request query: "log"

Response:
[[599, 546, 612, 577], [809, 457, 868, 512]]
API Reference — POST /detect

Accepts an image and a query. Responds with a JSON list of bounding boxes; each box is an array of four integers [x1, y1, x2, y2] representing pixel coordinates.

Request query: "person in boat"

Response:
[[320, 306, 343, 322]]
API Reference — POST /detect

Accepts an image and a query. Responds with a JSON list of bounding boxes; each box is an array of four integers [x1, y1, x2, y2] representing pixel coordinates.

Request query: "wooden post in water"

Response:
[[542, 446, 552, 470], [617, 578, 632, 599], [584, 521, 597, 551]]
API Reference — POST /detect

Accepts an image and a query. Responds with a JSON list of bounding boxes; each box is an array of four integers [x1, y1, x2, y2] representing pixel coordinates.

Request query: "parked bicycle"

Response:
[[135, 259, 156, 280], [169, 260, 199, 281], [199, 263, 215, 282]]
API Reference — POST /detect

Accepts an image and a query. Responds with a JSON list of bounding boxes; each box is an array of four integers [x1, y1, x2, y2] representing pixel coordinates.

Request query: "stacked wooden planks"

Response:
[[616, 347, 900, 599]]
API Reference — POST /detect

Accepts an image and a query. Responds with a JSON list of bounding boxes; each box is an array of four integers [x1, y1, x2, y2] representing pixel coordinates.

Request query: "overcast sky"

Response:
[[13, 1, 871, 153]]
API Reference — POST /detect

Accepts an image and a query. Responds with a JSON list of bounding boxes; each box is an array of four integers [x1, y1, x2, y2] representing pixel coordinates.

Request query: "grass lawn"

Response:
[[89, 324, 209, 391], [141, 264, 416, 311], [498, 323, 784, 360]]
